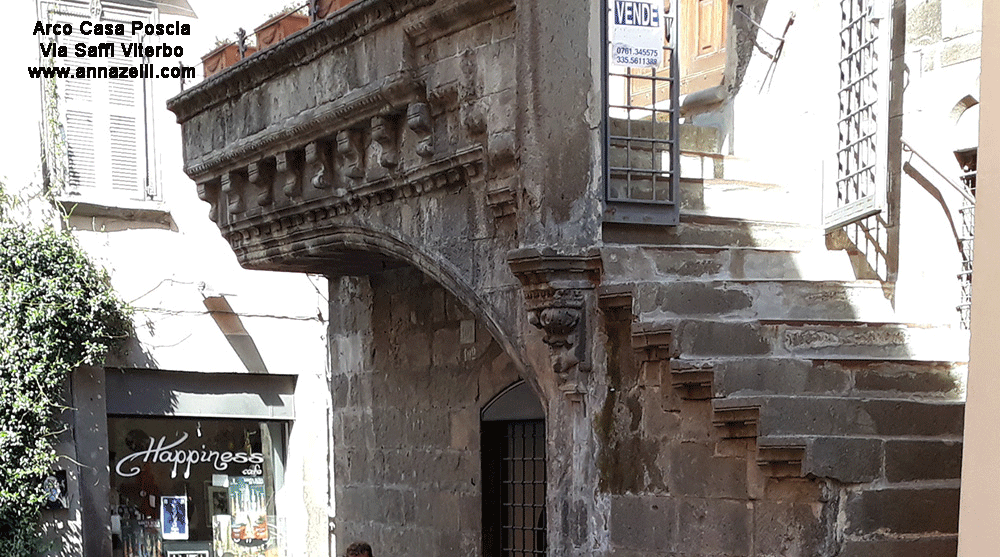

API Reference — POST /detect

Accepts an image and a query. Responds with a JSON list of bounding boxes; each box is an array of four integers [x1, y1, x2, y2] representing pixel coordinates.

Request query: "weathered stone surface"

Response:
[[885, 439, 963, 482], [845, 488, 960, 535], [609, 496, 677, 551], [668, 442, 747, 499], [675, 498, 752, 555], [676, 320, 771, 357], [713, 358, 851, 397], [802, 437, 881, 483], [838, 537, 958, 557], [752, 501, 827, 557]]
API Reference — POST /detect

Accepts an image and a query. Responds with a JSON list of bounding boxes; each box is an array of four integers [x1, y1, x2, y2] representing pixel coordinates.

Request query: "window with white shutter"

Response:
[[40, 0, 155, 206]]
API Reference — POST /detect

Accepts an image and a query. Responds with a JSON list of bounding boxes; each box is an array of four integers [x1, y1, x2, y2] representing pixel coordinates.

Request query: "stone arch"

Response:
[[301, 224, 543, 403]]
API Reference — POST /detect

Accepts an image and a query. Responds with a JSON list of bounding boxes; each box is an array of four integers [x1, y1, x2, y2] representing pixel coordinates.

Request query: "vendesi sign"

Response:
[[610, 0, 666, 67]]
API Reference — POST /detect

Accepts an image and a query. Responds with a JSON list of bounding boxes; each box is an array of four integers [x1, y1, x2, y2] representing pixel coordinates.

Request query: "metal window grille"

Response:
[[835, 0, 881, 217], [500, 420, 546, 557], [956, 148, 977, 329], [604, 0, 680, 225]]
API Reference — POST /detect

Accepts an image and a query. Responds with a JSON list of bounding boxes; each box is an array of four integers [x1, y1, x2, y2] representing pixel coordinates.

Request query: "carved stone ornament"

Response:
[[406, 102, 435, 158], [221, 171, 246, 214], [371, 115, 400, 168], [305, 140, 334, 189], [508, 249, 603, 401], [276, 150, 302, 198], [336, 130, 366, 180], [248, 160, 274, 206]]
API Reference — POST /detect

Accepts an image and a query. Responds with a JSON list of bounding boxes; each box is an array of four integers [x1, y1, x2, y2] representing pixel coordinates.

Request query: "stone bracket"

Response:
[[508, 249, 603, 402], [406, 102, 435, 158], [248, 159, 275, 206]]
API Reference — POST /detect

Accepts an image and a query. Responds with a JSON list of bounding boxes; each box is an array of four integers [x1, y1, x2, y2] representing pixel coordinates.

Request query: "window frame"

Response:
[[603, 0, 682, 226], [38, 0, 161, 210]]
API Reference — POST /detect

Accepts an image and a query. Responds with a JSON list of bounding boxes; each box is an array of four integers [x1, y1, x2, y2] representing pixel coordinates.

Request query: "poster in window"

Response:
[[229, 476, 269, 543], [122, 517, 161, 557], [160, 496, 189, 540]]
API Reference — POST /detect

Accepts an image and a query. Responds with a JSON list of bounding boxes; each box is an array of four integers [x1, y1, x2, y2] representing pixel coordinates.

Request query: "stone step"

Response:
[[703, 357, 965, 400], [604, 214, 829, 251], [754, 435, 963, 483], [842, 485, 960, 539], [713, 396, 964, 440], [665, 319, 968, 363], [837, 537, 958, 557], [602, 244, 858, 282], [679, 176, 820, 225], [632, 279, 900, 323]]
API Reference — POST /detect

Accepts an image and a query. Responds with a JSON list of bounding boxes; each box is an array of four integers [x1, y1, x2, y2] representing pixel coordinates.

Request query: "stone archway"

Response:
[[328, 264, 531, 557]]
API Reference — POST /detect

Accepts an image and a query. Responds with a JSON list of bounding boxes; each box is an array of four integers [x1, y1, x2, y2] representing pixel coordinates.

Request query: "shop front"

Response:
[[104, 369, 296, 557]]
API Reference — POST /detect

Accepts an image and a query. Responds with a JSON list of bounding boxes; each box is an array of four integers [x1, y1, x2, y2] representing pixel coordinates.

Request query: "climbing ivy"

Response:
[[0, 223, 130, 556]]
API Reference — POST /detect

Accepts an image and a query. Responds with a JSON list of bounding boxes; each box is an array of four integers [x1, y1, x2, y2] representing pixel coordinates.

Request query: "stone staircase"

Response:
[[603, 210, 967, 553]]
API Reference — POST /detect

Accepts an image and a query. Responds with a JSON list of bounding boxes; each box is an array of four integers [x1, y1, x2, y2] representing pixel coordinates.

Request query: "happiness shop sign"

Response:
[[115, 432, 264, 480]]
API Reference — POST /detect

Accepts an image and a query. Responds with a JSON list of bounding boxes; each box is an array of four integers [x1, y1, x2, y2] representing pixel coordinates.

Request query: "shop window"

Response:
[[482, 382, 546, 557], [107, 417, 287, 557], [38, 0, 158, 207]]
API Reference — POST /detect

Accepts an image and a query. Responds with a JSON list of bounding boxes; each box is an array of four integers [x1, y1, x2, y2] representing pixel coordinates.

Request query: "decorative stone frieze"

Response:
[[508, 249, 602, 400]]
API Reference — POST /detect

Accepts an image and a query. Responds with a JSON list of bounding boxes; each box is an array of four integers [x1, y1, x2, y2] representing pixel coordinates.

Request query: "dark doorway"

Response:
[[482, 382, 546, 557]]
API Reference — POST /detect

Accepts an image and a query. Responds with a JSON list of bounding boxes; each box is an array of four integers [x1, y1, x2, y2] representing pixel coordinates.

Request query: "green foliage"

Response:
[[0, 226, 130, 556]]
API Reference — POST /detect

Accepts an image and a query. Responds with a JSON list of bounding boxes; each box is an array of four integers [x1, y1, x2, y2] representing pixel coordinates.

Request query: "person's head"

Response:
[[346, 541, 373, 557]]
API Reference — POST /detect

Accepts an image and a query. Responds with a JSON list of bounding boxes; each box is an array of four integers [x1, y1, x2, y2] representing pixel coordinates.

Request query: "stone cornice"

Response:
[[404, 0, 515, 46], [182, 72, 425, 182], [167, 0, 434, 124], [220, 146, 485, 259]]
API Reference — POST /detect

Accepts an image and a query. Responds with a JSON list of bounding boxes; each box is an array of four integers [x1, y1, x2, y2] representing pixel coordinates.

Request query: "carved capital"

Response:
[[508, 249, 603, 400]]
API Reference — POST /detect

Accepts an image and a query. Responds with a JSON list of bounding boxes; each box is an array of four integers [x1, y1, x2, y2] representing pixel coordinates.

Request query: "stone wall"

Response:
[[329, 268, 521, 557]]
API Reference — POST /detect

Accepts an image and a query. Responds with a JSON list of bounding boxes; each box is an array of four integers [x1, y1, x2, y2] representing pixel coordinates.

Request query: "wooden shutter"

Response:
[[680, 0, 727, 94], [47, 2, 148, 203]]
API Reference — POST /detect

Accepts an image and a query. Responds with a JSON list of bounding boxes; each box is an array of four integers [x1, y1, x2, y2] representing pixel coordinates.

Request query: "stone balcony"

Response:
[[168, 0, 524, 279]]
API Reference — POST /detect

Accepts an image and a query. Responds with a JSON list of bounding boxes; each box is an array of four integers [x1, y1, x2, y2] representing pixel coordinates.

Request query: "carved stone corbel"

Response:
[[221, 170, 247, 214], [371, 115, 399, 168], [336, 130, 366, 181], [406, 102, 435, 158], [305, 140, 335, 189], [196, 180, 221, 222], [276, 150, 302, 198], [508, 249, 603, 401], [248, 159, 274, 207]]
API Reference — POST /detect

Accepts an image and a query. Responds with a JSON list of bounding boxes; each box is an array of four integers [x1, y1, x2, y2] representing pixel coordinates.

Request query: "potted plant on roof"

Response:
[[255, 4, 311, 50], [311, 0, 359, 19], [201, 36, 258, 78]]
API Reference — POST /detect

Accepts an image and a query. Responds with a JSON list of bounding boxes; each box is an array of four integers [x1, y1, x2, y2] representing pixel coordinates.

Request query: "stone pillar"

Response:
[[515, 0, 604, 247], [509, 249, 607, 556]]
